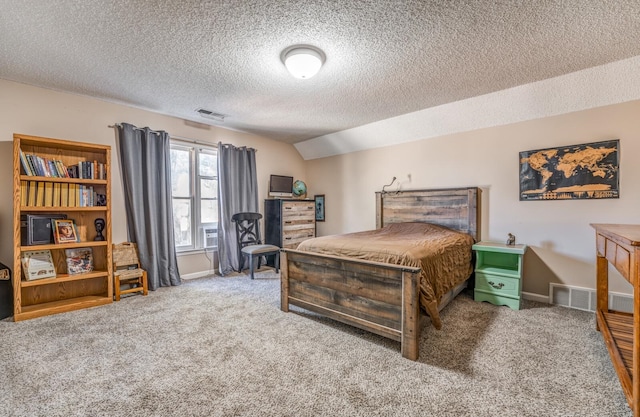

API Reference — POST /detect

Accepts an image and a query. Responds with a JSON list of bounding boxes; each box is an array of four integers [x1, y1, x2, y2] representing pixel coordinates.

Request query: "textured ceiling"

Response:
[[1, 1, 640, 144]]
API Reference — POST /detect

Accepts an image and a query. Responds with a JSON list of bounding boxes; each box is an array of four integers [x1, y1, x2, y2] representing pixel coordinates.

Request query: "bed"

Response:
[[280, 187, 479, 360]]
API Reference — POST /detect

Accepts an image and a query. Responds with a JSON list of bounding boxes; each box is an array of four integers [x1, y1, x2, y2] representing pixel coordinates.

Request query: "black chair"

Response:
[[231, 212, 280, 279]]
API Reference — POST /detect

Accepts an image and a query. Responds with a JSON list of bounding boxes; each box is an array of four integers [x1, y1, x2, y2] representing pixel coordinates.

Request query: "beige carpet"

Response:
[[0, 270, 631, 416]]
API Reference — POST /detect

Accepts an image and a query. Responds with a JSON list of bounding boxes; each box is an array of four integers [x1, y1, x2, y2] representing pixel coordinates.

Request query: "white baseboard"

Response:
[[181, 271, 217, 280], [522, 291, 549, 304]]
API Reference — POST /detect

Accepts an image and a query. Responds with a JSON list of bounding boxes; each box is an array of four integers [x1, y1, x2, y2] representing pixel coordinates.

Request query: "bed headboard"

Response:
[[375, 187, 480, 242]]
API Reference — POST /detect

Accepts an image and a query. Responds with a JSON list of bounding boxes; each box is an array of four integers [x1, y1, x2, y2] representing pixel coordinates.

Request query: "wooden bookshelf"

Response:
[[12, 133, 112, 321]]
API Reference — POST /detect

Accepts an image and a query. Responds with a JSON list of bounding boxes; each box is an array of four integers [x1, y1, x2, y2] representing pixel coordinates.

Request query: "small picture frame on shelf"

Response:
[[95, 194, 106, 206], [314, 194, 325, 222], [65, 247, 94, 275], [52, 219, 79, 244]]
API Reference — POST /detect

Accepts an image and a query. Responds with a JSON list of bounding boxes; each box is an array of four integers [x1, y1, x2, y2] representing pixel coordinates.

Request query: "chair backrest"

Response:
[[231, 212, 263, 247], [113, 242, 141, 270]]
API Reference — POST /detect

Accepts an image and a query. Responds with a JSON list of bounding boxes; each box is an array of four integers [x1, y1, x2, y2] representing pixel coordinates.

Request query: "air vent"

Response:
[[549, 283, 633, 313], [196, 108, 226, 122]]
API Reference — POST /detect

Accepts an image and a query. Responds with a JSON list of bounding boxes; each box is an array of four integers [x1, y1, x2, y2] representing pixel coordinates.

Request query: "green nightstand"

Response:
[[472, 241, 527, 310]]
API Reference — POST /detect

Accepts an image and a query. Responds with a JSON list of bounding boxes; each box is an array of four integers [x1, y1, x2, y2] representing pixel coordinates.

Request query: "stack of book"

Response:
[[19, 150, 106, 180], [19, 181, 105, 208]]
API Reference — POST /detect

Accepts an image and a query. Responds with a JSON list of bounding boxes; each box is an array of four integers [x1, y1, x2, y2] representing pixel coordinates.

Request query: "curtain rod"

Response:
[[108, 124, 218, 148]]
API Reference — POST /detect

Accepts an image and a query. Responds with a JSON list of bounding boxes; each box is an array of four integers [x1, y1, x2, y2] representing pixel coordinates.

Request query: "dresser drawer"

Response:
[[283, 227, 315, 248], [282, 220, 315, 231], [282, 201, 315, 221], [475, 272, 520, 298]]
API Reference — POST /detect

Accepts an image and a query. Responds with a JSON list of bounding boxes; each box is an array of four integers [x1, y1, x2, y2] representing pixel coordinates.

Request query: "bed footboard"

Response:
[[280, 249, 422, 360]]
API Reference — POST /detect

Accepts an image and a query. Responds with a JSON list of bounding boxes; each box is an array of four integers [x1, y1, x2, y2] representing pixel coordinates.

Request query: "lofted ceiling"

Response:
[[1, 1, 640, 145]]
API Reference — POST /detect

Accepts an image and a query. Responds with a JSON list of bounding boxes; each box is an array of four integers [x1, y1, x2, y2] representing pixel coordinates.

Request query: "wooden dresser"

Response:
[[265, 199, 315, 265], [591, 223, 640, 416]]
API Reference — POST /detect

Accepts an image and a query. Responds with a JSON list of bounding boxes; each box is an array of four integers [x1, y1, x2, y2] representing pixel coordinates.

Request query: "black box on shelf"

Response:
[[20, 214, 67, 246]]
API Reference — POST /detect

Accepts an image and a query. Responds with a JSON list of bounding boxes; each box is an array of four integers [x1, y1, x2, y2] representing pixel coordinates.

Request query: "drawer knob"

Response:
[[488, 281, 504, 289]]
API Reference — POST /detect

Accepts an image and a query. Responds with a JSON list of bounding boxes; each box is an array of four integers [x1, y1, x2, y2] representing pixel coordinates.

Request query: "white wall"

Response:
[[307, 100, 640, 297], [0, 79, 307, 277]]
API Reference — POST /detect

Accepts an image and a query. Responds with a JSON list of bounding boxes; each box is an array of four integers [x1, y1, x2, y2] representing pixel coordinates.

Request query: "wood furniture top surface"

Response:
[[472, 241, 527, 254], [591, 224, 640, 246]]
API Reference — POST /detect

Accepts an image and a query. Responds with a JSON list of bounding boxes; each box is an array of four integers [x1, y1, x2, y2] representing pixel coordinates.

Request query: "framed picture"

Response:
[[53, 219, 79, 244], [519, 139, 619, 201], [314, 194, 325, 222]]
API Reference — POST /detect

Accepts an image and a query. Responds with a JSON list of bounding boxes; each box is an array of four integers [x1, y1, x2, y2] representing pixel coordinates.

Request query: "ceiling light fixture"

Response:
[[281, 45, 325, 79]]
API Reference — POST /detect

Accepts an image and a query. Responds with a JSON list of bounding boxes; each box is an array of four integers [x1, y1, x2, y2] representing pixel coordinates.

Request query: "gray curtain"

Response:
[[116, 123, 181, 290], [217, 142, 258, 275]]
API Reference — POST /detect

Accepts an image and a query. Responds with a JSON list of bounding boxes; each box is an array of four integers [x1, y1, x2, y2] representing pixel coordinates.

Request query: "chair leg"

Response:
[[114, 276, 121, 301], [275, 252, 280, 273], [249, 255, 255, 280], [142, 270, 148, 296], [238, 252, 245, 272]]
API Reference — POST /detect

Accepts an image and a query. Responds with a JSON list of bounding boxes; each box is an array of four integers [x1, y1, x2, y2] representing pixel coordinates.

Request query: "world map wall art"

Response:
[[519, 139, 619, 201]]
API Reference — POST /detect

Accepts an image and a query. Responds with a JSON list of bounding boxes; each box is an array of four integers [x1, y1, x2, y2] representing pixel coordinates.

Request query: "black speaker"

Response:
[[0, 262, 12, 320], [20, 214, 67, 246]]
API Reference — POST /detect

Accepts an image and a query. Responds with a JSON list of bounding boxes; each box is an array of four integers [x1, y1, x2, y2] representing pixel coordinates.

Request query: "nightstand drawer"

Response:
[[475, 272, 520, 297]]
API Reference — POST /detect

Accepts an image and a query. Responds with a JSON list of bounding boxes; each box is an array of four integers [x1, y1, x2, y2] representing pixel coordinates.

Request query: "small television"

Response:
[[269, 174, 293, 198]]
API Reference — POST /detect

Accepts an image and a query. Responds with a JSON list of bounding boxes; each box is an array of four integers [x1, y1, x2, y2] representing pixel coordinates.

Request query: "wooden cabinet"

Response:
[[472, 241, 526, 310], [591, 224, 640, 416], [265, 199, 315, 265], [12, 133, 112, 321]]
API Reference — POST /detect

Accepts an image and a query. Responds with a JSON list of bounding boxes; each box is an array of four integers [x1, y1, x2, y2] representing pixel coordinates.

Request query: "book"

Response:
[[52, 219, 79, 244], [27, 180, 37, 206], [21, 249, 56, 281], [60, 183, 69, 207], [20, 181, 28, 206], [52, 182, 61, 207], [65, 247, 93, 275], [68, 183, 77, 207], [19, 150, 33, 176], [44, 182, 54, 206], [47, 160, 58, 177], [26, 154, 40, 176], [35, 182, 45, 206]]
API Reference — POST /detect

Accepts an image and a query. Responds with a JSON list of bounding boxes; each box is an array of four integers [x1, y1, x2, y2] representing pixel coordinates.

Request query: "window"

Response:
[[170, 140, 218, 252]]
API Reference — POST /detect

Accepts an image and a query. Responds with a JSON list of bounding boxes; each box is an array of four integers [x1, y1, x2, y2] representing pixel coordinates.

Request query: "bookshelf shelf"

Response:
[[19, 175, 107, 184], [21, 206, 108, 212], [12, 133, 113, 321], [17, 295, 112, 321], [20, 270, 110, 287]]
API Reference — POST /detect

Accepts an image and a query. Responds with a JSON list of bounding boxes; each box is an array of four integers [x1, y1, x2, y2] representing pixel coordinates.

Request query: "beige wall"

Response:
[[2, 78, 638, 297], [0, 79, 307, 277], [307, 100, 640, 297]]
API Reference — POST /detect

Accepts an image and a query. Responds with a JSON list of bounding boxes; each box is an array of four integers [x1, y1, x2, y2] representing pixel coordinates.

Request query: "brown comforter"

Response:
[[296, 222, 474, 329]]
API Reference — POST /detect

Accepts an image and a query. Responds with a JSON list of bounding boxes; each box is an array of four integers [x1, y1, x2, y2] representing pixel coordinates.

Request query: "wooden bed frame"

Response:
[[280, 187, 479, 360]]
